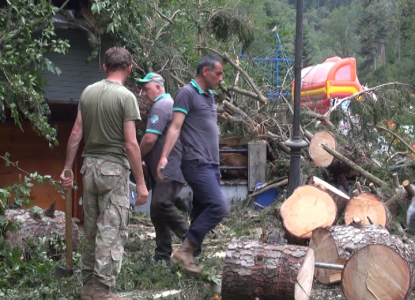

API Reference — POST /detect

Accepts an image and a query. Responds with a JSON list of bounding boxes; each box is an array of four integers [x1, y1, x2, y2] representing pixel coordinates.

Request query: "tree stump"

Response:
[[344, 192, 392, 229], [311, 176, 350, 217], [280, 185, 337, 245], [4, 209, 80, 256], [342, 242, 415, 300], [222, 239, 314, 300], [309, 224, 392, 285]]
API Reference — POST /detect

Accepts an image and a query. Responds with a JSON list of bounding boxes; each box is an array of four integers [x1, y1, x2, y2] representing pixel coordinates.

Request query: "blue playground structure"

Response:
[[239, 29, 294, 100]]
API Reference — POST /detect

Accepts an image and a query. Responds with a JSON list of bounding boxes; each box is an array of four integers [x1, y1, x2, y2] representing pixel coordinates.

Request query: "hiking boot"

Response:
[[171, 238, 202, 275], [92, 281, 132, 300], [80, 278, 95, 300]]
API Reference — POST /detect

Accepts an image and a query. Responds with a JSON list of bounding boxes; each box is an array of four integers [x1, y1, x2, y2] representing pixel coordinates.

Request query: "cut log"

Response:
[[280, 185, 337, 245], [342, 242, 415, 300], [344, 192, 392, 229], [309, 130, 337, 168], [221, 239, 314, 300], [4, 209, 80, 257], [403, 179, 415, 196], [308, 131, 357, 177], [311, 176, 350, 216], [309, 224, 391, 285], [309, 131, 387, 187]]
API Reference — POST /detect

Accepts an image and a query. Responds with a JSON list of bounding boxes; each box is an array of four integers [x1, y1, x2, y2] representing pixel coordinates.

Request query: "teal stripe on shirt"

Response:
[[145, 128, 162, 135], [173, 107, 188, 115], [153, 93, 171, 102], [190, 79, 213, 95]]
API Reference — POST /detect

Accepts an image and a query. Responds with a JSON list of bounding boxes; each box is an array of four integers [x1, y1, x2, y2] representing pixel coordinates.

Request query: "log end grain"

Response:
[[342, 244, 412, 300], [281, 186, 337, 242], [295, 247, 315, 300], [309, 227, 341, 285], [309, 131, 336, 167], [344, 193, 389, 228]]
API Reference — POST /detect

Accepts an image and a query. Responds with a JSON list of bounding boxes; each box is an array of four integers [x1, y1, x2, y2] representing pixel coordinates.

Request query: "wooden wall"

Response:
[[0, 119, 84, 221]]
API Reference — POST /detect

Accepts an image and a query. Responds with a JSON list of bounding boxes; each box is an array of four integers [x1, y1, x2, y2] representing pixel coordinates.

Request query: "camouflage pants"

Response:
[[81, 157, 130, 287]]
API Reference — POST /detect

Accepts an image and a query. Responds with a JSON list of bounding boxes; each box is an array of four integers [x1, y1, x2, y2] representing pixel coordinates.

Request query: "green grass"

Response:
[[0, 205, 279, 300]]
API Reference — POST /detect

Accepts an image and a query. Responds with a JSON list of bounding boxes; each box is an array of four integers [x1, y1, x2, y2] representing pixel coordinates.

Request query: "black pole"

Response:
[[285, 0, 308, 197]]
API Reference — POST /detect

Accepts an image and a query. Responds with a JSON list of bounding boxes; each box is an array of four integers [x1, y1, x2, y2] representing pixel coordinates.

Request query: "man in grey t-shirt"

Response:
[[137, 73, 189, 262], [157, 56, 229, 274]]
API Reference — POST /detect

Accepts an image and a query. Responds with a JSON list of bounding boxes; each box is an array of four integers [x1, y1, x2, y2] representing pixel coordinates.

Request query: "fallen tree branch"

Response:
[[218, 82, 232, 99], [228, 86, 265, 102], [320, 143, 387, 187], [170, 72, 185, 86], [248, 179, 288, 198], [303, 110, 336, 131], [196, 46, 268, 104], [253, 177, 288, 191], [223, 100, 254, 124], [403, 180, 415, 196], [326, 82, 411, 116], [375, 125, 415, 156]]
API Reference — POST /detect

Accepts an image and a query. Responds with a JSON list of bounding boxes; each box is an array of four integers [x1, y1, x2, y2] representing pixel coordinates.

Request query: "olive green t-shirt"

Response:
[[78, 79, 141, 168]]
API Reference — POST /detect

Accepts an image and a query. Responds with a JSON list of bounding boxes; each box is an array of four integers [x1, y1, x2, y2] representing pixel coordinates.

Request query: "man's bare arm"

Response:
[[124, 120, 148, 205], [140, 133, 158, 158], [60, 110, 83, 189], [156, 111, 186, 179]]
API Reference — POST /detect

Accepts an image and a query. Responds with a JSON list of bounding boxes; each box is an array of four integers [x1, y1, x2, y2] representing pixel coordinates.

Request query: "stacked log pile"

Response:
[[222, 129, 415, 300]]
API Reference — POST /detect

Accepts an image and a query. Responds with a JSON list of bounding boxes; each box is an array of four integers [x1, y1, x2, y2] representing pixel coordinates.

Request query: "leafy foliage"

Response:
[[0, 0, 69, 146]]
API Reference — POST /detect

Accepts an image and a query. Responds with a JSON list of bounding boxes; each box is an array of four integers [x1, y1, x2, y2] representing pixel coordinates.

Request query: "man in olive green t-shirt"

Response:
[[60, 47, 148, 300]]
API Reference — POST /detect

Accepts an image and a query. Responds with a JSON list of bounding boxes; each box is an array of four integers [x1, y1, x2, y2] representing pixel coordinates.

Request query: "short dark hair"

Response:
[[104, 47, 132, 72], [196, 55, 222, 76]]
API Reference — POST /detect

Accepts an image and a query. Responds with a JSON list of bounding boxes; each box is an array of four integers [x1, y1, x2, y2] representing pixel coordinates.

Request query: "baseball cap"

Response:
[[136, 72, 165, 86]]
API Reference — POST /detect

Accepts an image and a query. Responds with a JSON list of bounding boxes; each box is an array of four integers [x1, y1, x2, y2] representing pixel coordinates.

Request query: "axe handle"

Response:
[[64, 169, 73, 270]]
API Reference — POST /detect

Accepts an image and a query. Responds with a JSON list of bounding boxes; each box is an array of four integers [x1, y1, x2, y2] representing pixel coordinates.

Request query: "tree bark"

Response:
[[4, 209, 80, 257], [342, 242, 415, 300], [280, 185, 337, 245], [309, 224, 394, 285], [222, 239, 314, 300], [344, 192, 392, 229]]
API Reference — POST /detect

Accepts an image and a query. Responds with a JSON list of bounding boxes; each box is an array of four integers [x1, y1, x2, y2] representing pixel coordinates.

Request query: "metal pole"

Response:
[[285, 0, 308, 197], [276, 31, 279, 93], [315, 262, 344, 271]]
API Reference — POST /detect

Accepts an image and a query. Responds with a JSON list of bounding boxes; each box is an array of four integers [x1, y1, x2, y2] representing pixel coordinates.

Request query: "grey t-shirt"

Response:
[[173, 80, 219, 165], [143, 93, 185, 183]]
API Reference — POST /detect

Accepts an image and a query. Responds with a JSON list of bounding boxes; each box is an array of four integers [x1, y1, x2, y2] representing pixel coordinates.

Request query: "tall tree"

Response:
[[356, 0, 388, 85], [319, 4, 360, 59]]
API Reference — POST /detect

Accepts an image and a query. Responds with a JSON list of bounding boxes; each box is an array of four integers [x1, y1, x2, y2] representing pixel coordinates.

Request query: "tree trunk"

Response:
[[4, 209, 80, 257], [222, 239, 314, 300], [344, 192, 392, 229], [280, 185, 337, 245], [309, 224, 392, 285], [342, 242, 415, 300]]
